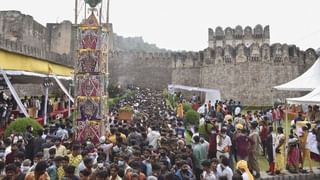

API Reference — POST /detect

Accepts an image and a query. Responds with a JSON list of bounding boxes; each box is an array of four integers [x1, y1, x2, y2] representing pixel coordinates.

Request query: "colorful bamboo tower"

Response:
[[74, 0, 109, 143]]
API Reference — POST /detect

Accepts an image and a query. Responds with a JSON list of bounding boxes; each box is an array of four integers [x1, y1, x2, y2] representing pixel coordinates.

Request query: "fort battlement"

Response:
[[173, 43, 318, 69], [0, 35, 73, 67], [208, 25, 270, 48]]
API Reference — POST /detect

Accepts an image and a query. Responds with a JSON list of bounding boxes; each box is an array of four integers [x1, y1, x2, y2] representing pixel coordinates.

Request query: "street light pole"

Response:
[[43, 78, 53, 125], [68, 82, 74, 117], [44, 87, 49, 125]]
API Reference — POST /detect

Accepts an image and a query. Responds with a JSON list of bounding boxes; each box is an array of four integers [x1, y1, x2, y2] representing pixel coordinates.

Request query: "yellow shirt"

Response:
[[108, 133, 127, 144], [57, 166, 65, 180], [176, 103, 184, 118], [51, 145, 67, 157], [300, 132, 308, 148], [69, 154, 82, 176], [69, 154, 82, 167]]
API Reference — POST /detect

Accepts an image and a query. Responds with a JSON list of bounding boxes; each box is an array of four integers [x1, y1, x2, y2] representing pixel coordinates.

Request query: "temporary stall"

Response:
[[274, 58, 320, 91], [168, 84, 221, 103]]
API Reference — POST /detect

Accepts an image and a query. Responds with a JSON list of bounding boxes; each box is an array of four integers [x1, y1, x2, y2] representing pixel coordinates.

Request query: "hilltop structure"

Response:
[[0, 11, 318, 105]]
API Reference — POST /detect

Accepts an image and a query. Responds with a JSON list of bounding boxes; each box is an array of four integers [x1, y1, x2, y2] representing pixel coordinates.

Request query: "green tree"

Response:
[[5, 118, 43, 137], [185, 110, 200, 125], [183, 103, 192, 113]]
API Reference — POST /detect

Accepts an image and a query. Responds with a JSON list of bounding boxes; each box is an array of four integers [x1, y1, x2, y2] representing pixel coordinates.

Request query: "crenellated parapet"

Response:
[[194, 43, 318, 67], [0, 35, 74, 67], [209, 25, 270, 48]]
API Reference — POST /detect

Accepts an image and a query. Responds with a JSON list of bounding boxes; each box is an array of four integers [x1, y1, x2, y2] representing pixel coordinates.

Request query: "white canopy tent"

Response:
[[168, 84, 221, 103], [287, 87, 320, 105], [274, 58, 320, 91], [1, 69, 74, 121]]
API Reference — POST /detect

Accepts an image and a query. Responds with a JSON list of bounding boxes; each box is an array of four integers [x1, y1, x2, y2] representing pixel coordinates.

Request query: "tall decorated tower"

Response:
[[74, 0, 109, 143]]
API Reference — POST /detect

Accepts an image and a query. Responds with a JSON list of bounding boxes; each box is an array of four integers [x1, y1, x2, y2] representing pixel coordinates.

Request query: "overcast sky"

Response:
[[1, 0, 320, 51]]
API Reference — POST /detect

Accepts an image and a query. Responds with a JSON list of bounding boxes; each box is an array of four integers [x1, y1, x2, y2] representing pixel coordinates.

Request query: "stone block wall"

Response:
[[208, 25, 270, 48], [46, 21, 74, 55], [200, 63, 303, 105], [108, 51, 173, 90], [0, 11, 47, 50], [172, 43, 318, 105]]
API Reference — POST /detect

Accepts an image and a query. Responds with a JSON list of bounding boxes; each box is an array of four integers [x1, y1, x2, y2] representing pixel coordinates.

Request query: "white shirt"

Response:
[[306, 132, 320, 154], [242, 172, 250, 180], [235, 107, 241, 115], [4, 146, 11, 158], [202, 171, 217, 180], [147, 130, 160, 149], [216, 164, 233, 180], [99, 143, 113, 162], [216, 135, 232, 152]]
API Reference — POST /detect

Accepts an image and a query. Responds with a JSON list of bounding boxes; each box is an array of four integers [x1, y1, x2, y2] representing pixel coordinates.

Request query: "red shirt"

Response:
[[260, 126, 268, 141], [235, 134, 253, 158], [192, 103, 200, 111]]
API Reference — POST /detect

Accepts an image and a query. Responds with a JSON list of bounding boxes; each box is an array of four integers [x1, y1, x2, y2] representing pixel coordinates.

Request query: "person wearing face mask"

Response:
[[216, 127, 232, 160], [175, 160, 193, 180], [120, 155, 132, 175], [21, 159, 31, 174]]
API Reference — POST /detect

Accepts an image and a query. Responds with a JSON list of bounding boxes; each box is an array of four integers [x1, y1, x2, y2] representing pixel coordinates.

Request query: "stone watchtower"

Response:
[[208, 25, 270, 48]]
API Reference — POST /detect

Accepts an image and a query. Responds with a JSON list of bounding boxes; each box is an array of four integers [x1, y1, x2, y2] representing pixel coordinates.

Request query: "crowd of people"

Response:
[[0, 90, 71, 128], [0, 87, 320, 180]]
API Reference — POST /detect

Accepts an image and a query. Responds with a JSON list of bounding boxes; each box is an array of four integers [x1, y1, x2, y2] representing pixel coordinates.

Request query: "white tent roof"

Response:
[[287, 86, 320, 105], [274, 58, 320, 91], [168, 84, 219, 93], [168, 84, 221, 103]]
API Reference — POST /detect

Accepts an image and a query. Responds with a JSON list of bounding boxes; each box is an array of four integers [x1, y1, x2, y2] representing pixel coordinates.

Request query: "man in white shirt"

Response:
[[216, 127, 232, 159], [147, 126, 160, 149], [201, 160, 216, 180], [216, 156, 233, 180]]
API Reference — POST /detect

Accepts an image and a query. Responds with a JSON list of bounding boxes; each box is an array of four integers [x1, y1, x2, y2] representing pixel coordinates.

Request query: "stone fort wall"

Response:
[[172, 43, 318, 105], [109, 51, 173, 90], [0, 11, 319, 105]]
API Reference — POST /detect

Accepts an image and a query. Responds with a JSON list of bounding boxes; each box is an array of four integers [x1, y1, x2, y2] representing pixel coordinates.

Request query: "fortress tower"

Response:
[[208, 25, 270, 48]]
